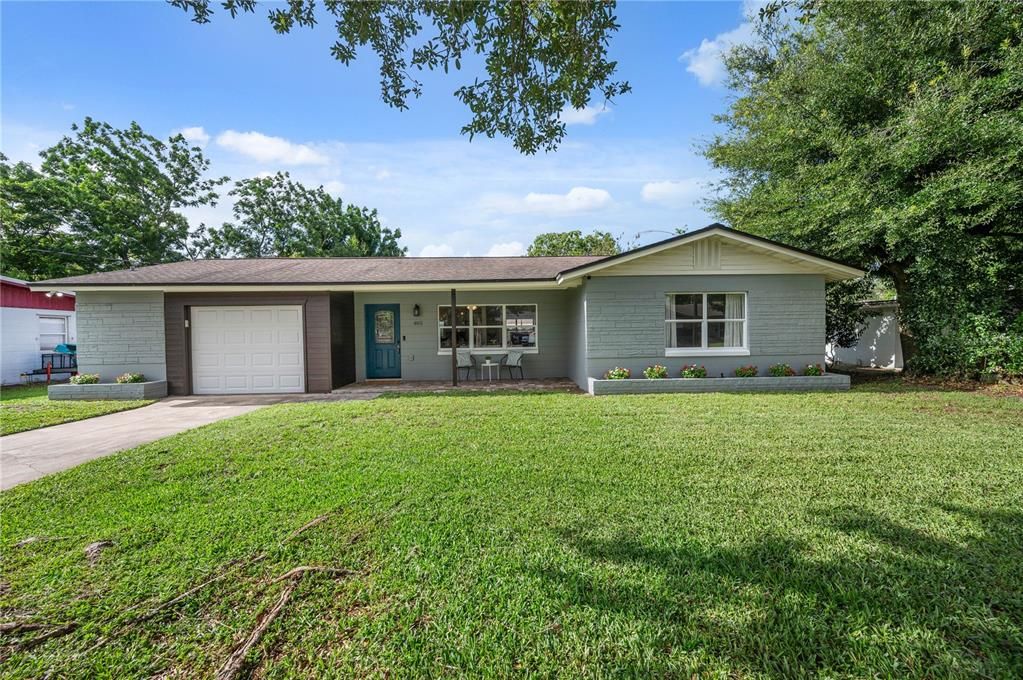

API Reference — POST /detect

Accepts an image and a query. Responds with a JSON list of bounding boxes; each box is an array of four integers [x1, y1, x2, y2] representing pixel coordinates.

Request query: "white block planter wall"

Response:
[[48, 381, 168, 401], [588, 374, 849, 395]]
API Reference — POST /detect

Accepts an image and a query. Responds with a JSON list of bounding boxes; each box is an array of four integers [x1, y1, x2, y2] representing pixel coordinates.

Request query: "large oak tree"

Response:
[[169, 0, 630, 154], [705, 1, 1023, 370]]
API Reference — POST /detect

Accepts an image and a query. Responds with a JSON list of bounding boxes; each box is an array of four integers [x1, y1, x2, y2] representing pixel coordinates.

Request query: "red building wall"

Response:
[[0, 281, 76, 311]]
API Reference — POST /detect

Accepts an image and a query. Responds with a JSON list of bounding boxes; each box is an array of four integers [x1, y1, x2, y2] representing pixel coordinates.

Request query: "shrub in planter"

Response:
[[680, 364, 707, 378], [116, 372, 146, 384], [643, 364, 668, 379], [734, 365, 758, 378], [768, 363, 796, 377], [70, 373, 100, 385], [604, 367, 631, 380], [804, 363, 824, 376]]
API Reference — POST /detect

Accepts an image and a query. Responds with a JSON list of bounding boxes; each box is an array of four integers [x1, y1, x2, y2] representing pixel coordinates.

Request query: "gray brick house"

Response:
[[33, 225, 863, 395]]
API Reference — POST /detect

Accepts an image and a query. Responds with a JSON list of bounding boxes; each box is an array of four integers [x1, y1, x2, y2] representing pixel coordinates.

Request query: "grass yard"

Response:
[[1, 387, 1021, 678], [0, 384, 153, 436]]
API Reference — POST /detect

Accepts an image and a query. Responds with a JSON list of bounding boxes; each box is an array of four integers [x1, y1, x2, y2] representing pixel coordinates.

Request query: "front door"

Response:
[[365, 304, 401, 379]]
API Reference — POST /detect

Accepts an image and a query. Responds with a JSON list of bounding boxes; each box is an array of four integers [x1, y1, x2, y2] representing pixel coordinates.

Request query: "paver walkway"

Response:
[[0, 393, 368, 490]]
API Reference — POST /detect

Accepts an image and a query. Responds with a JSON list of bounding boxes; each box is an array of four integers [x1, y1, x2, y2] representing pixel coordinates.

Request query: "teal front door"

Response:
[[365, 304, 401, 379]]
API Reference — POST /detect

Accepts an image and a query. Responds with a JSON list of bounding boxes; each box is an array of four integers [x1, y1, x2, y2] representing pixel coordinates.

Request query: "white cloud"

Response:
[[485, 241, 525, 257], [482, 186, 612, 216], [559, 104, 610, 126], [374, 169, 392, 181], [176, 126, 210, 147], [641, 178, 707, 207], [61, 102, 75, 111], [322, 180, 346, 196], [419, 243, 455, 257], [215, 129, 328, 165], [679, 21, 755, 87]]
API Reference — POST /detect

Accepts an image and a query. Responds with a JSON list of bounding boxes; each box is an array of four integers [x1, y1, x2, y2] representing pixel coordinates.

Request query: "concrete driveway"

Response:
[[0, 393, 367, 490]]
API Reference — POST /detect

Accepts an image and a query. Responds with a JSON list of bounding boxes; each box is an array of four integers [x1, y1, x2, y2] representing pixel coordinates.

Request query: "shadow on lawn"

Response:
[[540, 505, 1023, 676]]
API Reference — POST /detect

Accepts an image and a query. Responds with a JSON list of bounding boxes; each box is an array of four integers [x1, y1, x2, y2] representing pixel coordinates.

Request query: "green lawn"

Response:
[[1, 388, 1021, 678], [0, 384, 153, 436]]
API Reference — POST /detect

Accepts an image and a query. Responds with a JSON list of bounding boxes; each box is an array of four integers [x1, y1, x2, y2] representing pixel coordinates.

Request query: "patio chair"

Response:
[[456, 349, 475, 381], [500, 350, 525, 380]]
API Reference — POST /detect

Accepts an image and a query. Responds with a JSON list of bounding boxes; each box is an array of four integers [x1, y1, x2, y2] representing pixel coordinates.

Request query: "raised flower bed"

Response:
[[49, 376, 167, 401], [587, 373, 849, 395]]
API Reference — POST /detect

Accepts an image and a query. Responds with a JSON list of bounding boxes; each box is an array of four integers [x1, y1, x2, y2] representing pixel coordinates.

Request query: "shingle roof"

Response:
[[34, 256, 606, 287]]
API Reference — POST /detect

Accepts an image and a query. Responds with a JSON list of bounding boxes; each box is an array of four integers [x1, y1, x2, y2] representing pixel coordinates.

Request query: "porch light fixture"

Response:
[[45, 291, 65, 298], [413, 304, 421, 317]]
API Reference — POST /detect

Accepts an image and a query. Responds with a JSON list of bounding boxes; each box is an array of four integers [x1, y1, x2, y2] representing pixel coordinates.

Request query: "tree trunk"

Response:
[[886, 262, 917, 367]]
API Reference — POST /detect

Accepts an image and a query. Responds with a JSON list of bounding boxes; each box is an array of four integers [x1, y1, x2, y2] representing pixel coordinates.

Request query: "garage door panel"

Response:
[[195, 352, 221, 368], [278, 309, 301, 324], [224, 330, 246, 344], [280, 375, 302, 389], [279, 352, 301, 366], [251, 352, 273, 367], [191, 305, 305, 394]]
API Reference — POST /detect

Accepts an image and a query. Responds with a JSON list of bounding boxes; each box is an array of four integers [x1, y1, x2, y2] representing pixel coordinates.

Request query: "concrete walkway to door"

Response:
[[0, 393, 370, 491]]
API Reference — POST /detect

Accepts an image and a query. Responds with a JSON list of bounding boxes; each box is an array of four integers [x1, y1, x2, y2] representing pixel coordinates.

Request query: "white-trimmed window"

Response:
[[665, 293, 748, 356], [439, 304, 538, 353], [38, 315, 68, 352]]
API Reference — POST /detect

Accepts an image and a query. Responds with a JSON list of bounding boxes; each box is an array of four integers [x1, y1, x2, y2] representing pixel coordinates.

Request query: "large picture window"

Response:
[[439, 304, 538, 352], [665, 293, 747, 355]]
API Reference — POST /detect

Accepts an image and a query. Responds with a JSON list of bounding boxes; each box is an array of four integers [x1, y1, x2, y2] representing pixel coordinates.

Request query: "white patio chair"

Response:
[[456, 349, 475, 380], [500, 350, 525, 380]]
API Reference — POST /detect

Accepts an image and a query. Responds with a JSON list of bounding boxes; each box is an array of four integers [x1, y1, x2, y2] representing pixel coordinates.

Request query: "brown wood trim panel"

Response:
[[164, 292, 332, 395]]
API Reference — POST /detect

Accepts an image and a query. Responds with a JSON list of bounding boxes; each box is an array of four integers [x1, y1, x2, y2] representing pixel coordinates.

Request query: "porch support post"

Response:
[[450, 288, 458, 386]]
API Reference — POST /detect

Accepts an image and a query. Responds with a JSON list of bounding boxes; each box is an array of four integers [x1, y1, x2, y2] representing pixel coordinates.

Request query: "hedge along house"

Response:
[[31, 225, 863, 396]]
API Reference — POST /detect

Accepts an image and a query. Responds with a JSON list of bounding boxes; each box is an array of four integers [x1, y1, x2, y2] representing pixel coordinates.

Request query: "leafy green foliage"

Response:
[[768, 363, 795, 377], [69, 374, 99, 385], [169, 1, 630, 155], [680, 364, 707, 378], [206, 172, 405, 258], [705, 1, 1023, 373], [803, 363, 823, 377], [603, 366, 630, 379], [642, 364, 668, 379], [825, 278, 873, 348], [2, 389, 1021, 676], [115, 373, 146, 384], [734, 365, 758, 377], [526, 230, 621, 257], [0, 119, 226, 278]]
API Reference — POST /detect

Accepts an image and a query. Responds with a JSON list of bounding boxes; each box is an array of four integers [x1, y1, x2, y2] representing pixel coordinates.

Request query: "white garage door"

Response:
[[191, 306, 305, 394]]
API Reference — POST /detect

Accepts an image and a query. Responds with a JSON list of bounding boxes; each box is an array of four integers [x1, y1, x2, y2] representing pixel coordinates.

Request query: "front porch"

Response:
[[332, 377, 581, 396]]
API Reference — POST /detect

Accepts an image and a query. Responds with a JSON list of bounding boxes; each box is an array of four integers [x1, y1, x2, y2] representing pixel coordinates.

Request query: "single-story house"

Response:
[[827, 299, 903, 370], [31, 224, 864, 395], [1, 275, 77, 385]]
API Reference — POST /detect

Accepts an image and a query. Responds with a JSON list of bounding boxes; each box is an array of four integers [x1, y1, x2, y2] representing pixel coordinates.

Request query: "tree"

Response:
[[526, 230, 621, 257], [705, 1, 1023, 372], [0, 156, 84, 280], [208, 172, 405, 258], [169, 0, 630, 154], [1, 118, 227, 278]]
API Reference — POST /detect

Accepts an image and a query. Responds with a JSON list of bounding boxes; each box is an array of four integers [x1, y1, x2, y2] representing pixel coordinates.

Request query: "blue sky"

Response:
[[1, 1, 755, 257]]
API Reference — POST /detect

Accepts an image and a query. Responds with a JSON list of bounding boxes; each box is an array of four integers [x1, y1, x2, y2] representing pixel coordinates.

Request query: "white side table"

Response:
[[479, 361, 498, 382]]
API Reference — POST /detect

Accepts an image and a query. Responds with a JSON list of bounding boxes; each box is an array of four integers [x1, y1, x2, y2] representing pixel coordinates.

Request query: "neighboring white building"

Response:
[[0, 275, 77, 385], [827, 300, 903, 370]]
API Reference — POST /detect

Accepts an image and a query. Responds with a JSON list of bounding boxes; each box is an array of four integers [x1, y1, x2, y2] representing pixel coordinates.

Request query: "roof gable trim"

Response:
[[556, 225, 864, 282]]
